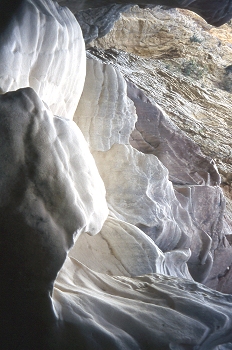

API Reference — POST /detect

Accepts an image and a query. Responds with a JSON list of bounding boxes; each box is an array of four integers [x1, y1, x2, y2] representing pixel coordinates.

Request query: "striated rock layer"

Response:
[[74, 59, 137, 151], [55, 1, 232, 45], [90, 5, 232, 175], [1, 0, 232, 349], [88, 5, 232, 291]]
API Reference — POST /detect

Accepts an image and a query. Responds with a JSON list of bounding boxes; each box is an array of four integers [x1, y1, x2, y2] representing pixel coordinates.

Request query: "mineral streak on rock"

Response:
[[0, 0, 86, 120]]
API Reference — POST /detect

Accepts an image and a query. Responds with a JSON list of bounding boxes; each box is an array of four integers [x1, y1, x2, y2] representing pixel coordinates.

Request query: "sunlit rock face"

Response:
[[88, 5, 232, 291], [73, 58, 198, 283], [0, 0, 85, 119], [89, 5, 232, 202], [74, 59, 137, 151], [1, 0, 232, 349], [55, 257, 232, 350], [74, 57, 232, 290], [90, 6, 232, 173]]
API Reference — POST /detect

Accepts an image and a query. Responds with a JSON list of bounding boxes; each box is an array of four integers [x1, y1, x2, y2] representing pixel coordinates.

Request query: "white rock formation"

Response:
[[54, 256, 232, 350], [0, 86, 108, 241], [92, 143, 191, 250], [74, 59, 137, 151], [1, 0, 232, 349], [70, 216, 192, 279], [0, 0, 85, 119], [0, 86, 108, 348]]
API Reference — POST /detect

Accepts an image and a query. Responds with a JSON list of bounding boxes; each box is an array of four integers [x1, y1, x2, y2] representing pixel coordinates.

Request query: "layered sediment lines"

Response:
[[1, 1, 232, 349]]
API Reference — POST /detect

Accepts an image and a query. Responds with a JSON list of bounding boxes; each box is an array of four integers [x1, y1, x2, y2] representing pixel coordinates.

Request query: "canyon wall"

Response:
[[1, 0, 232, 349]]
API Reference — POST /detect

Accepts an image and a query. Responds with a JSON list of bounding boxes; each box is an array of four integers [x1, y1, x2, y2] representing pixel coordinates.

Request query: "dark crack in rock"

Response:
[[57, 0, 232, 26], [76, 5, 132, 43]]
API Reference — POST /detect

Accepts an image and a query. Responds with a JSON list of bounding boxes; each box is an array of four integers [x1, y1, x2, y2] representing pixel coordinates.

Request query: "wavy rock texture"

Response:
[[0, 0, 85, 119], [89, 5, 232, 291], [74, 59, 137, 151], [70, 216, 193, 279], [54, 257, 232, 350], [127, 82, 232, 288], [1, 0, 232, 349], [75, 57, 232, 291], [93, 144, 192, 249]]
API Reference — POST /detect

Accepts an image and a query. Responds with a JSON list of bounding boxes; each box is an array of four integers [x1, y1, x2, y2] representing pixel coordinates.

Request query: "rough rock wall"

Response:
[[90, 6, 232, 173], [75, 4, 133, 43], [56, 0, 232, 44], [57, 0, 232, 26], [1, 0, 232, 349]]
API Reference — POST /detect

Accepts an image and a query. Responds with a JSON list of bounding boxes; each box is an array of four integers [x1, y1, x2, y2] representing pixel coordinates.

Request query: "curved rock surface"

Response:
[[1, 0, 232, 349], [74, 59, 137, 151], [55, 257, 232, 350], [0, 87, 108, 348], [70, 216, 193, 279], [92, 143, 192, 250], [88, 6, 232, 291], [0, 0, 85, 119], [74, 57, 232, 290]]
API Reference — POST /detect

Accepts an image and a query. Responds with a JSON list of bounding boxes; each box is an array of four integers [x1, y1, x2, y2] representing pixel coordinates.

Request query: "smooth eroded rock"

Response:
[[70, 216, 192, 280], [74, 59, 137, 151], [54, 257, 232, 349], [0, 0, 85, 119], [0, 87, 108, 348]]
